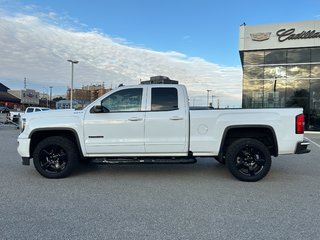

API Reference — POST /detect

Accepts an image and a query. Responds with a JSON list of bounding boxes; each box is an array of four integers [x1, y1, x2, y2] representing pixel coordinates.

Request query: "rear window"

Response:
[[151, 88, 178, 111]]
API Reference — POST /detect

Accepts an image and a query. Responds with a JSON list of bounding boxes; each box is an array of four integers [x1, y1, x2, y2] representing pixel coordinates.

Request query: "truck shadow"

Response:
[[73, 158, 231, 181]]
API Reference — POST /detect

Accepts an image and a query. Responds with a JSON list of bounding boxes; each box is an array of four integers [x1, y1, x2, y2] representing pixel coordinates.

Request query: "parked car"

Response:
[[0, 106, 10, 114], [0, 107, 10, 124], [25, 107, 50, 113]]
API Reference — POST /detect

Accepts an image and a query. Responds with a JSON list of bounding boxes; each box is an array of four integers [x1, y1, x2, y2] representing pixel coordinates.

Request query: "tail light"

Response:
[[296, 114, 305, 134]]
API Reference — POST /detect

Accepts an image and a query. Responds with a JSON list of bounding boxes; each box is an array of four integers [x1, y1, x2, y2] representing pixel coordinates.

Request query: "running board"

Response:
[[90, 157, 197, 165]]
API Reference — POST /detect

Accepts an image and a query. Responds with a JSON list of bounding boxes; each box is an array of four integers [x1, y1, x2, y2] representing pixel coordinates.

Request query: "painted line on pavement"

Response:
[[305, 137, 320, 149]]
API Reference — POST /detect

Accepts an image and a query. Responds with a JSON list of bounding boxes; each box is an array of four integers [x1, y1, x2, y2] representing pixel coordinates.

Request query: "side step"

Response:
[[90, 157, 197, 165]]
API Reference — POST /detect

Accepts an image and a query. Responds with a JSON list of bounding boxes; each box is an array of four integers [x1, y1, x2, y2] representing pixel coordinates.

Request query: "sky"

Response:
[[1, 0, 320, 107]]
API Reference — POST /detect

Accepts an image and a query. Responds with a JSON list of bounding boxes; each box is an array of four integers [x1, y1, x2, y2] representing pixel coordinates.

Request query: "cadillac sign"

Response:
[[250, 32, 271, 41], [276, 28, 320, 42]]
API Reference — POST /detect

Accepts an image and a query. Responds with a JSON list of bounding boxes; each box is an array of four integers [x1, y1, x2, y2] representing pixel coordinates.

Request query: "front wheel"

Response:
[[226, 138, 271, 182], [33, 136, 79, 178]]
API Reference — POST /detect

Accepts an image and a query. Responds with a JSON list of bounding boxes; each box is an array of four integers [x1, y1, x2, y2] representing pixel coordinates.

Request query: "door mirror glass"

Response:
[[90, 105, 109, 113]]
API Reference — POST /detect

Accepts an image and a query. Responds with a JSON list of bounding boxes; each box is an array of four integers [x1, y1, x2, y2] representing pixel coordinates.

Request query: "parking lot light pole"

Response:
[[67, 60, 79, 109], [206, 89, 212, 107]]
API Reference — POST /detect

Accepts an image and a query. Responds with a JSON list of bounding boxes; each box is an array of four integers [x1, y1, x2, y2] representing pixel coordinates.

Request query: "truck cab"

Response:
[[85, 84, 189, 156]]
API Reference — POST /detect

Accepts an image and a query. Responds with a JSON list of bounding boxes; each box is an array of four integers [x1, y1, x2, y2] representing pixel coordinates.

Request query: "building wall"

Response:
[[67, 85, 111, 103], [240, 20, 320, 130], [8, 89, 40, 105]]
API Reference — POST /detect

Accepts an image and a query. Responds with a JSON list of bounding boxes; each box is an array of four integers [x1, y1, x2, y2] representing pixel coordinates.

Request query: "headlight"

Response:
[[20, 118, 26, 132]]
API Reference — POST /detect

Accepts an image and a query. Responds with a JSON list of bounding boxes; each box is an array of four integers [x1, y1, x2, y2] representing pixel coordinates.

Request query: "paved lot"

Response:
[[1, 128, 320, 240]]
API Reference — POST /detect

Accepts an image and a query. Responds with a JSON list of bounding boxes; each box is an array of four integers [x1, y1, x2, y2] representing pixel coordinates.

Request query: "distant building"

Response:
[[239, 20, 320, 130], [0, 83, 21, 108], [66, 84, 111, 103], [8, 89, 40, 105]]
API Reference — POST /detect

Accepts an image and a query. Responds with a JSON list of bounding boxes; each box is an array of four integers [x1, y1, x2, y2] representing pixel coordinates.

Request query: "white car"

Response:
[[25, 107, 50, 113]]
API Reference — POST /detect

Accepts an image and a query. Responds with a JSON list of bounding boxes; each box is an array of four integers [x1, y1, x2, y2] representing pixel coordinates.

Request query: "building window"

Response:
[[311, 65, 320, 78], [264, 66, 286, 79], [287, 49, 310, 63], [241, 47, 320, 130], [243, 51, 264, 65], [244, 66, 264, 79], [265, 50, 287, 64], [287, 65, 310, 78], [311, 48, 320, 62]]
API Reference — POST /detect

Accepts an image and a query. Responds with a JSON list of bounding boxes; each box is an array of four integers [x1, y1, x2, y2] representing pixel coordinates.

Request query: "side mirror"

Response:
[[90, 105, 102, 113], [90, 105, 110, 113]]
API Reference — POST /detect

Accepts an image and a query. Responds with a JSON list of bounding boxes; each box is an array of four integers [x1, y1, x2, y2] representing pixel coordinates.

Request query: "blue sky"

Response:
[[1, 0, 320, 106], [14, 0, 320, 65]]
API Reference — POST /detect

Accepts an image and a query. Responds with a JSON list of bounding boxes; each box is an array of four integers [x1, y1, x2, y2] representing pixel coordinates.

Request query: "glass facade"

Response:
[[242, 47, 320, 130]]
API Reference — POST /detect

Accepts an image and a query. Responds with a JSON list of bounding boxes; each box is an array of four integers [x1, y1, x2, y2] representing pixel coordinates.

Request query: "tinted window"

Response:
[[101, 88, 142, 112], [264, 66, 286, 79], [151, 88, 178, 111], [287, 49, 310, 63], [311, 48, 320, 62], [265, 50, 286, 64], [287, 65, 310, 78], [243, 51, 264, 65], [311, 65, 320, 78], [244, 66, 264, 79], [35, 108, 41, 112], [26, 108, 33, 113]]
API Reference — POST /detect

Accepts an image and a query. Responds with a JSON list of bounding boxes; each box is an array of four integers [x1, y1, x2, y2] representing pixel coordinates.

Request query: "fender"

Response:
[[218, 125, 279, 158]]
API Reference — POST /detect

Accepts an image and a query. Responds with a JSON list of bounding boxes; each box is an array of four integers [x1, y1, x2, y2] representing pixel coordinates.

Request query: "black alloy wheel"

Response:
[[33, 136, 79, 178], [226, 138, 272, 182]]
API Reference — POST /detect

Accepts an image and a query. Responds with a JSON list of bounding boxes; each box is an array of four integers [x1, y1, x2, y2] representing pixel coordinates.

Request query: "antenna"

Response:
[[24, 77, 27, 89]]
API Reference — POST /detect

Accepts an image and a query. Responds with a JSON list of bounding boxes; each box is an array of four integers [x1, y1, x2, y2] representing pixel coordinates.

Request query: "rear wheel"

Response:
[[33, 136, 79, 178], [226, 138, 271, 182]]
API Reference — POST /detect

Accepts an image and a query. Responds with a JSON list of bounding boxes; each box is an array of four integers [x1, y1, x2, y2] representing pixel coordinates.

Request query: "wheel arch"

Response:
[[29, 128, 83, 158], [218, 125, 278, 158]]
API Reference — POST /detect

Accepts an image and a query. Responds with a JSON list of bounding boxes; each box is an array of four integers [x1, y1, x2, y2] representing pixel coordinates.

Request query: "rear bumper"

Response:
[[295, 140, 311, 154]]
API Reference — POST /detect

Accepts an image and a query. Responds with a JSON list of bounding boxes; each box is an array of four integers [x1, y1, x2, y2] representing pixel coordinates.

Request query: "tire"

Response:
[[33, 136, 79, 178], [226, 138, 271, 182]]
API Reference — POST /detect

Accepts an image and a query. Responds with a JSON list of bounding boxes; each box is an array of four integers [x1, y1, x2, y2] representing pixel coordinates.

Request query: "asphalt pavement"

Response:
[[1, 128, 320, 240]]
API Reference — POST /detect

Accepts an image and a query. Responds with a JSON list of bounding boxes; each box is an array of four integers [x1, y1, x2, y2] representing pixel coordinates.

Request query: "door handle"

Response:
[[128, 117, 143, 121], [170, 116, 184, 121]]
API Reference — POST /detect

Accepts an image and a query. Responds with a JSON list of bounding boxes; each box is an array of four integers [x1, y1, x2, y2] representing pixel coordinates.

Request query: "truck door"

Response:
[[145, 86, 188, 154], [84, 87, 146, 154]]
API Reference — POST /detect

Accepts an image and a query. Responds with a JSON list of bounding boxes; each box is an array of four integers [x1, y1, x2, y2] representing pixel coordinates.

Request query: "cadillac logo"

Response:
[[250, 32, 271, 41], [27, 92, 34, 98]]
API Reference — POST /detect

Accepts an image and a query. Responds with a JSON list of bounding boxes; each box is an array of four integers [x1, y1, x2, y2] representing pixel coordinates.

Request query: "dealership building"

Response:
[[239, 20, 320, 130]]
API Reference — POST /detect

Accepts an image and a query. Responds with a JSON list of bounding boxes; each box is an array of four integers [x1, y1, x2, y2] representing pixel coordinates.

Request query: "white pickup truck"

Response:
[[17, 84, 310, 181]]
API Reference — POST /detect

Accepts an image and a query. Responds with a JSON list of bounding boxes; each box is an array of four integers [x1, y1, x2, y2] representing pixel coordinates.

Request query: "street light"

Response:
[[49, 86, 53, 107], [67, 59, 79, 109], [206, 89, 212, 107]]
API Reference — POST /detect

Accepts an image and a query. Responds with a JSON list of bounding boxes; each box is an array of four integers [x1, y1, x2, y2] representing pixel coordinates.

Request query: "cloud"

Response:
[[0, 11, 242, 107]]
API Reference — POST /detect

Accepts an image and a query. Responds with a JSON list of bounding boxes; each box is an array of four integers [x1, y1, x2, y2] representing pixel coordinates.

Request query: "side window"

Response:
[[35, 108, 41, 112], [26, 108, 33, 113], [101, 88, 143, 112], [151, 88, 178, 111]]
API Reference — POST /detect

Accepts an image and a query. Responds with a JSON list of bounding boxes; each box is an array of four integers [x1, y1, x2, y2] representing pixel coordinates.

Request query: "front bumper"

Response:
[[295, 140, 311, 154], [17, 138, 31, 165]]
